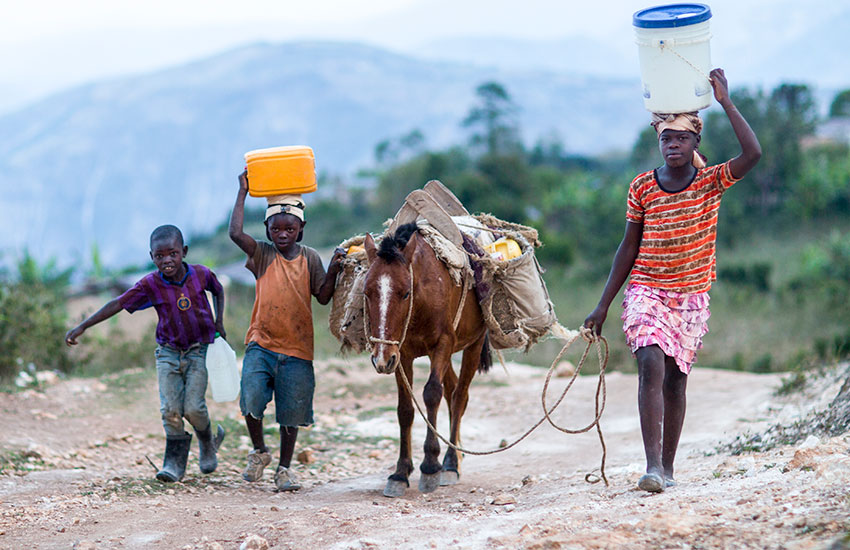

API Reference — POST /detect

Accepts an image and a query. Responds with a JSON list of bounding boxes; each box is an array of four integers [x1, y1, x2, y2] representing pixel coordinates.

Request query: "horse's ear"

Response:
[[364, 233, 377, 263], [402, 230, 418, 263]]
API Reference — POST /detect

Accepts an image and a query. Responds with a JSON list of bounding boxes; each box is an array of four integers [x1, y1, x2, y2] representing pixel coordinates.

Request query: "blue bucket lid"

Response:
[[633, 3, 712, 28]]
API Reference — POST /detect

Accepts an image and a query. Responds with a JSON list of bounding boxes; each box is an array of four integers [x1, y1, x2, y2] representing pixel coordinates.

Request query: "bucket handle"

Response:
[[637, 39, 711, 82]]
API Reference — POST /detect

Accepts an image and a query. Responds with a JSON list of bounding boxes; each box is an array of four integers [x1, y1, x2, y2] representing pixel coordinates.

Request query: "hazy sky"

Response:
[[0, 0, 843, 112]]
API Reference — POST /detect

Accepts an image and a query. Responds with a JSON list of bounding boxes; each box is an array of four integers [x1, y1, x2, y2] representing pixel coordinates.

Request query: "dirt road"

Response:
[[1, 356, 848, 550]]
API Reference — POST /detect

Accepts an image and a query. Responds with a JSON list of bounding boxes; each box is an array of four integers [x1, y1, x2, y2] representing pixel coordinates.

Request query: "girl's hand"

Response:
[[583, 306, 608, 337], [710, 68, 731, 106], [238, 170, 249, 194]]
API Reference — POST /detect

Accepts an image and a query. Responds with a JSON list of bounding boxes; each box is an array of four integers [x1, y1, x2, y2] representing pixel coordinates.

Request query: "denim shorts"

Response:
[[239, 342, 315, 427]]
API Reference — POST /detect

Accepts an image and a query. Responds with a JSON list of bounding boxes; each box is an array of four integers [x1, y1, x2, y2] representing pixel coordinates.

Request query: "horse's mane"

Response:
[[377, 223, 418, 263]]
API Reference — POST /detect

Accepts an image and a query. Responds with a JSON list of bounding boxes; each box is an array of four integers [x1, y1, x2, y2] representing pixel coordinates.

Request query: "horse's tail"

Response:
[[478, 331, 492, 373]]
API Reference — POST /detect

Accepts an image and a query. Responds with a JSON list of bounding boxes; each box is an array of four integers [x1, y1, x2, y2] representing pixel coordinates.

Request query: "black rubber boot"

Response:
[[195, 423, 226, 474], [156, 432, 192, 482]]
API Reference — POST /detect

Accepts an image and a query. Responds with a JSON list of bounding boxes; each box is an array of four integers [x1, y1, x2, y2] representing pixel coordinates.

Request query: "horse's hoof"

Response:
[[383, 479, 407, 498], [419, 472, 441, 493], [440, 470, 459, 486]]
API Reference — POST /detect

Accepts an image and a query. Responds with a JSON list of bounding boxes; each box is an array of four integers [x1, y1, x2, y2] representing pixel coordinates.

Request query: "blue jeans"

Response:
[[155, 343, 210, 437], [240, 342, 315, 427]]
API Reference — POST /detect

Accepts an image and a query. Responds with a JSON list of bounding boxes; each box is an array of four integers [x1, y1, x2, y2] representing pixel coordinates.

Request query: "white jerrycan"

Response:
[[205, 335, 240, 402]]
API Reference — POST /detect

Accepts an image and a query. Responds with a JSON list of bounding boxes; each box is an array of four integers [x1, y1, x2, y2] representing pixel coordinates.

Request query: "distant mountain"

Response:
[[0, 41, 651, 269], [744, 10, 850, 88], [413, 35, 635, 78]]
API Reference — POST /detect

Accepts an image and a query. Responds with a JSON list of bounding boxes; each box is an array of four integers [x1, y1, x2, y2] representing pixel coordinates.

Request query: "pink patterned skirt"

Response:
[[621, 284, 710, 374]]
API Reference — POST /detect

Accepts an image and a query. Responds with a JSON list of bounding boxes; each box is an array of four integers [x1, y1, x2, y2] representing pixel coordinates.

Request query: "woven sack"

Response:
[[328, 235, 370, 353], [473, 220, 556, 351]]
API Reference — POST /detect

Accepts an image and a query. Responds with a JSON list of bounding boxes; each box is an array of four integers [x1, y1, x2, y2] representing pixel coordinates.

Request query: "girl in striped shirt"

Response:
[[584, 68, 761, 493]]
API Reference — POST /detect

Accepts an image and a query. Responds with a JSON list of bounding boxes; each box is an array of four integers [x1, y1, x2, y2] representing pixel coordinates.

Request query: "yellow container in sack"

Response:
[[484, 238, 522, 261], [244, 145, 317, 197]]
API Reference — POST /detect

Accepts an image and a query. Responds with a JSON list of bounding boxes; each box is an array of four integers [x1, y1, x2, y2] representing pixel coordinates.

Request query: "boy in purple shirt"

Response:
[[65, 225, 227, 482]]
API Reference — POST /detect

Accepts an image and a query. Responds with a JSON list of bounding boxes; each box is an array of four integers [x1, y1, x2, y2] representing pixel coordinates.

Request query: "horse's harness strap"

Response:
[[366, 263, 415, 349], [451, 269, 469, 332], [365, 262, 468, 347]]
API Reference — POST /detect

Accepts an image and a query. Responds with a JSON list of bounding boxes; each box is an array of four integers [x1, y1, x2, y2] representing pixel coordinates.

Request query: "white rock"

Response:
[[735, 456, 756, 474], [492, 493, 517, 505], [239, 534, 269, 550], [555, 361, 576, 378], [35, 370, 60, 385], [799, 435, 820, 449]]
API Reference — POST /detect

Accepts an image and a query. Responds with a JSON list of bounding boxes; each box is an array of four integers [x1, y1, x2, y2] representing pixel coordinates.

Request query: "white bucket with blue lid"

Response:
[[634, 3, 713, 113]]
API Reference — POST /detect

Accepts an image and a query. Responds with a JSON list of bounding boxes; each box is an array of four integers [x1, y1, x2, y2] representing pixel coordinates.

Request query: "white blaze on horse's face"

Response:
[[376, 273, 392, 355], [369, 268, 401, 375]]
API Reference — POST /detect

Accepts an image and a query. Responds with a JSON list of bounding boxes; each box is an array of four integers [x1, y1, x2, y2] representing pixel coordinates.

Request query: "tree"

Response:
[[702, 83, 818, 218], [462, 82, 522, 156], [373, 129, 427, 168], [828, 89, 850, 118], [629, 125, 661, 173]]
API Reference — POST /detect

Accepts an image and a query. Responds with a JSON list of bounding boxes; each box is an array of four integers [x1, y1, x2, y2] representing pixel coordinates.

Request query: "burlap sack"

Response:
[[476, 230, 557, 351], [329, 235, 370, 353]]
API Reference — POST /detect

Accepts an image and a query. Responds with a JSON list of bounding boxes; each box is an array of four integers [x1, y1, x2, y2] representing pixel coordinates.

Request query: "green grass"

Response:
[[100, 367, 156, 406], [0, 449, 47, 475], [89, 475, 235, 499], [103, 367, 152, 391], [297, 425, 391, 449], [356, 405, 397, 421]]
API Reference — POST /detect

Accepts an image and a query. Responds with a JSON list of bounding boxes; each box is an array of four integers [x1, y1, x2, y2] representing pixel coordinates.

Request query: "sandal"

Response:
[[638, 473, 665, 493]]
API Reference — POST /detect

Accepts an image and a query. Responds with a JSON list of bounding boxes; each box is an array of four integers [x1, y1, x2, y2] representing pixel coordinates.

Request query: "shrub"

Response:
[[788, 231, 850, 316], [719, 262, 772, 291], [0, 281, 72, 381]]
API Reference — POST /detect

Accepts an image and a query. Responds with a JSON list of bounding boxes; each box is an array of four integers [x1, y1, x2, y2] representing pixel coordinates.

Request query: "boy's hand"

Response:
[[328, 247, 346, 274], [65, 326, 84, 346], [710, 68, 731, 106], [238, 170, 249, 194], [215, 320, 227, 340]]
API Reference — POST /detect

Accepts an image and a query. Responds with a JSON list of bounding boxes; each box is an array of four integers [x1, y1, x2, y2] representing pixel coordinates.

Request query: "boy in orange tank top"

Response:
[[229, 170, 344, 491]]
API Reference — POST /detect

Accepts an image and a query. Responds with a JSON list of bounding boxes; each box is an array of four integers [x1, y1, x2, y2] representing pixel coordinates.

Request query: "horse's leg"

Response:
[[441, 333, 485, 486], [384, 356, 415, 498], [441, 364, 458, 441], [419, 344, 452, 493], [438, 358, 459, 486]]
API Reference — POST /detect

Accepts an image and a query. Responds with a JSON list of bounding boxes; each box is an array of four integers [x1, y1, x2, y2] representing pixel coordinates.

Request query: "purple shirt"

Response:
[[119, 263, 223, 350]]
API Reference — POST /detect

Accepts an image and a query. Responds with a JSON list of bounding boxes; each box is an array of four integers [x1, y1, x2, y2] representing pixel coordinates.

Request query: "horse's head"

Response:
[[363, 224, 419, 374]]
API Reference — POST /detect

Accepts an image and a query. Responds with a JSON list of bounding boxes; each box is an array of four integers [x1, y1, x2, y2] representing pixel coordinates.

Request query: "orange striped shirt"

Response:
[[626, 161, 740, 294]]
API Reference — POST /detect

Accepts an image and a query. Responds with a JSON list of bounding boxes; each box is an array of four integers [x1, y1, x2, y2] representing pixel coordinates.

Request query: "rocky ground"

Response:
[[1, 355, 849, 550]]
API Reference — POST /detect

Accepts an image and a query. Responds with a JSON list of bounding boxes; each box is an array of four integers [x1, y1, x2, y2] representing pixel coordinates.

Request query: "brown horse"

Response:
[[363, 223, 491, 498]]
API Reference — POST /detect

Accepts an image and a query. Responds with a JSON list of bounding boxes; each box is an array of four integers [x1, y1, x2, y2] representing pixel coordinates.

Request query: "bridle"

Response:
[[364, 262, 415, 350]]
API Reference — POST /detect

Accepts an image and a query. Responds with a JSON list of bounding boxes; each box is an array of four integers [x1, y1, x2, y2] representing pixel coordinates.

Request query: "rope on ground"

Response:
[[540, 326, 610, 486], [395, 325, 609, 485]]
